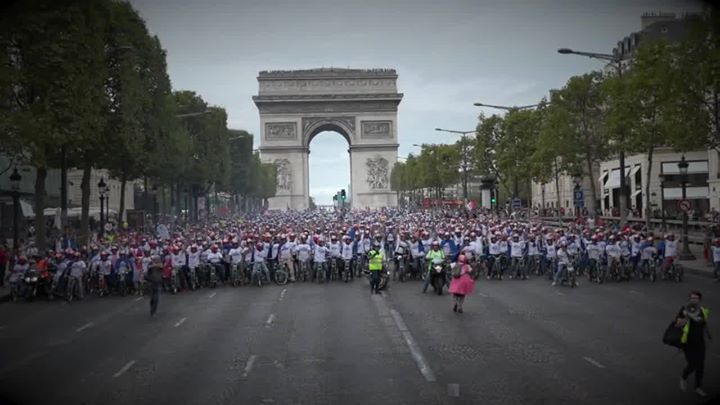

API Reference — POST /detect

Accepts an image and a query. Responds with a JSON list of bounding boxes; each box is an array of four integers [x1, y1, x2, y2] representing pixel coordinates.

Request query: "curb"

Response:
[[680, 264, 715, 279]]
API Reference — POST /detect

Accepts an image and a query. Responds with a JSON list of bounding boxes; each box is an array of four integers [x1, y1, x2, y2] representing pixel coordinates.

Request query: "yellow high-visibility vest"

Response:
[[368, 249, 384, 271], [681, 307, 710, 344]]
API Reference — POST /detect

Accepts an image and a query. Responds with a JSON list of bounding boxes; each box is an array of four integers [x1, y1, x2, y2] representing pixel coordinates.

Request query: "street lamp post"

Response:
[[573, 173, 583, 218], [434, 128, 475, 205], [9, 168, 21, 253], [473, 102, 541, 111], [557, 47, 628, 227], [541, 183, 546, 216], [678, 156, 696, 260], [98, 177, 107, 239], [657, 174, 667, 232]]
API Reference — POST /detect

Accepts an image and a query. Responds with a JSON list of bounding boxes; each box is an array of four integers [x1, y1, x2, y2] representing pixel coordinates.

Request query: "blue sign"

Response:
[[512, 197, 522, 209], [574, 190, 584, 208]]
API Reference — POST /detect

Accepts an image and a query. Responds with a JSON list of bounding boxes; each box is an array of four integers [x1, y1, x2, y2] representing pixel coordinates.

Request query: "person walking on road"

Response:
[[449, 254, 475, 314], [367, 241, 384, 294], [676, 290, 712, 397], [146, 255, 163, 316]]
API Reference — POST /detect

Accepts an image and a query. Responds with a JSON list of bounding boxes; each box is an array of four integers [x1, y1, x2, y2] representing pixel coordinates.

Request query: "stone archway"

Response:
[[253, 68, 402, 210]]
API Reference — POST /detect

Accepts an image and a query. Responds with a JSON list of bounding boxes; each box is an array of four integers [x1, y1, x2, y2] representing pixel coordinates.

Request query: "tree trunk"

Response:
[[585, 154, 597, 216], [554, 157, 562, 216], [79, 161, 92, 246], [645, 146, 655, 230], [60, 145, 67, 230], [35, 165, 48, 251], [118, 172, 127, 224]]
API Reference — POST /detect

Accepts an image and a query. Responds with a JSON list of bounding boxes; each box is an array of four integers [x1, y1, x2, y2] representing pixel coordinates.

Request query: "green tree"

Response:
[[545, 73, 607, 213], [1, 1, 110, 250], [614, 39, 708, 227]]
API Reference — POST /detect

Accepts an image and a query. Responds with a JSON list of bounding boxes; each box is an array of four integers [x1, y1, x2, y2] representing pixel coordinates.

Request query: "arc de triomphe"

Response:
[[253, 68, 402, 210]]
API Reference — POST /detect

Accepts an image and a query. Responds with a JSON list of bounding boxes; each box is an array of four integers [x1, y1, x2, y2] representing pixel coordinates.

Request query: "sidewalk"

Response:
[[677, 244, 716, 279]]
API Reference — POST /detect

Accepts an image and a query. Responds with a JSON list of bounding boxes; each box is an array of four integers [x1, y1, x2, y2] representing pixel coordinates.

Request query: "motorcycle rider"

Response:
[[367, 241, 384, 294], [6, 255, 29, 297], [423, 241, 445, 293], [69, 251, 87, 300], [186, 245, 201, 288], [279, 234, 297, 282], [146, 255, 163, 316], [553, 241, 569, 286], [207, 245, 225, 284], [340, 235, 354, 281], [393, 233, 410, 280], [410, 234, 425, 279]]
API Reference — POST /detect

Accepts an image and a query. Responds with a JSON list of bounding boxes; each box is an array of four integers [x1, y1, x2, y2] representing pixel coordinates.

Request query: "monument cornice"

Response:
[[258, 145, 309, 153], [253, 93, 403, 104], [258, 68, 398, 80], [348, 143, 399, 151]]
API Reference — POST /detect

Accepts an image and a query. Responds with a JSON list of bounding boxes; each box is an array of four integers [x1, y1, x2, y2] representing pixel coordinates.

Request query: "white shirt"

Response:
[[341, 242, 354, 260], [489, 242, 500, 256], [296, 243, 311, 261], [664, 240, 678, 258], [313, 245, 329, 263], [187, 251, 200, 269], [329, 242, 341, 258], [228, 248, 243, 264], [171, 252, 186, 267], [207, 251, 223, 264], [712, 246, 720, 263], [279, 242, 296, 261], [605, 243, 621, 259], [510, 240, 525, 258], [545, 244, 557, 259]]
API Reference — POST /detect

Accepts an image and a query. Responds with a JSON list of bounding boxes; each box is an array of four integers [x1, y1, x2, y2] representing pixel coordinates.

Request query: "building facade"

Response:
[[531, 12, 716, 218]]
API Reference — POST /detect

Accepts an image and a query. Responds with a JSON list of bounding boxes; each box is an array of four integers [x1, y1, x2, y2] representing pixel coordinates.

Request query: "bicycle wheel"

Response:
[[274, 269, 289, 285]]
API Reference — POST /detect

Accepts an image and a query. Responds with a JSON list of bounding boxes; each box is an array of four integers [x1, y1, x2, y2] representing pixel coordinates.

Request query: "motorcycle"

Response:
[[430, 264, 446, 295], [23, 269, 40, 301], [273, 263, 289, 285], [229, 263, 241, 287], [395, 254, 408, 282], [558, 263, 578, 288], [363, 268, 390, 291], [343, 259, 353, 282]]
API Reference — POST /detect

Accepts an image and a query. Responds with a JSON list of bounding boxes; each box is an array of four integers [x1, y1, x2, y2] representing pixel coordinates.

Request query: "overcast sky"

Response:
[[129, 0, 702, 204]]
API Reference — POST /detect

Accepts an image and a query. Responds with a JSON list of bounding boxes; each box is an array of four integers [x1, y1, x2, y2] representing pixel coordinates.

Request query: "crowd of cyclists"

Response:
[[4, 207, 715, 303]]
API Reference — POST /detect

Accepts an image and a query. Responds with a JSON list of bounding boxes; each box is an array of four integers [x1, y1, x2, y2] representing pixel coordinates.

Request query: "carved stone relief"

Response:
[[274, 158, 292, 191], [366, 157, 389, 190], [361, 121, 392, 139], [265, 122, 297, 141], [302, 116, 355, 135]]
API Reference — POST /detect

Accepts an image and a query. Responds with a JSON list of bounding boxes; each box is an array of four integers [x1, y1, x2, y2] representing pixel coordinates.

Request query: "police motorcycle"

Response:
[[429, 262, 448, 295], [23, 267, 40, 301]]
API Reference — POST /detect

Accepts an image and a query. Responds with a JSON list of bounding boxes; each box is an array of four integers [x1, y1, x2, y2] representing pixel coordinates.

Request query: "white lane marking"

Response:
[[389, 309, 436, 382], [61, 301, 68, 306], [279, 288, 287, 300], [112, 360, 136, 378], [209, 292, 217, 298], [629, 289, 639, 294], [134, 297, 142, 302], [583, 356, 605, 369], [447, 383, 460, 397], [477, 292, 488, 297], [75, 322, 94, 333], [242, 355, 257, 377], [266, 314, 276, 325], [174, 317, 187, 328], [555, 291, 564, 296]]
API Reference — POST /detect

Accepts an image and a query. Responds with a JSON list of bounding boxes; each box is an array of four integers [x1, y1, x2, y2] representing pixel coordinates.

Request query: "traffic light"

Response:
[[333, 194, 338, 201], [340, 189, 346, 201]]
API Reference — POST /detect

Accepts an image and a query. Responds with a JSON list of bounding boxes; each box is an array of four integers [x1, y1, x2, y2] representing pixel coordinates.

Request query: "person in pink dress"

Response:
[[449, 254, 475, 313]]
